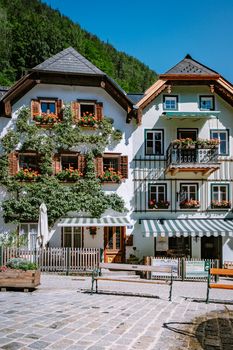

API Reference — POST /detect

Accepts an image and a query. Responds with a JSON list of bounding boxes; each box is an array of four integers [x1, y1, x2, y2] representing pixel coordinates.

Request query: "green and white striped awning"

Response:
[[58, 217, 130, 227], [142, 219, 233, 237]]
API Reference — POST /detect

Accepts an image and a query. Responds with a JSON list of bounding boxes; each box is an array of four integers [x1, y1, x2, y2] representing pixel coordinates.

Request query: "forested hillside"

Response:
[[0, 0, 157, 92]]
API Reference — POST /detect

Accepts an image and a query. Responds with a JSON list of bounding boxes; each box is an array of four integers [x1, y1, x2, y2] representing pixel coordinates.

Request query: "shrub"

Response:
[[6, 258, 38, 271]]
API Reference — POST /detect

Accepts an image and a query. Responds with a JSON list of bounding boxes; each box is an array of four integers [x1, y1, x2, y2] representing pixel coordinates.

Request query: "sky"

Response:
[[43, 0, 233, 81]]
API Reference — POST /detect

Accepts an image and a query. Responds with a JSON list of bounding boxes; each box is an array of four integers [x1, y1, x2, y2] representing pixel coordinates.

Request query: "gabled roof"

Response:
[[136, 55, 233, 112], [165, 54, 218, 76], [32, 47, 105, 75], [127, 93, 144, 104]]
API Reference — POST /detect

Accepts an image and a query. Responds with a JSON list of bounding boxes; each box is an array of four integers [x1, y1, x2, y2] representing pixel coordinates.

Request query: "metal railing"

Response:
[[166, 144, 219, 168]]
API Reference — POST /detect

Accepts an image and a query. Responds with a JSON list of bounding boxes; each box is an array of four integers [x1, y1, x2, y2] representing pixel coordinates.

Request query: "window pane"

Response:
[[220, 141, 226, 154], [73, 233, 81, 248], [49, 103, 56, 113], [220, 133, 226, 141], [19, 155, 39, 170], [154, 141, 162, 154], [80, 104, 95, 116], [115, 227, 121, 249], [103, 158, 118, 171], [41, 102, 47, 113], [61, 156, 78, 170], [108, 227, 113, 249], [146, 132, 153, 140]]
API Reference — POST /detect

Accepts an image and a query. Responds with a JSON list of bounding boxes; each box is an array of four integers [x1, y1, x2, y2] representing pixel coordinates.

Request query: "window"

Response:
[[62, 227, 82, 248], [210, 130, 229, 155], [163, 95, 178, 110], [61, 155, 78, 170], [199, 96, 215, 111], [80, 103, 95, 117], [41, 101, 56, 114], [145, 130, 164, 155], [211, 184, 230, 208], [19, 223, 38, 250], [19, 154, 39, 171], [179, 183, 200, 209], [103, 157, 119, 172], [149, 184, 169, 209]]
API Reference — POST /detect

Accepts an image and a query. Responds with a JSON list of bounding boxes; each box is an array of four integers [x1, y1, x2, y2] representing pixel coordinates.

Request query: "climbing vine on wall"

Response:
[[0, 105, 125, 226]]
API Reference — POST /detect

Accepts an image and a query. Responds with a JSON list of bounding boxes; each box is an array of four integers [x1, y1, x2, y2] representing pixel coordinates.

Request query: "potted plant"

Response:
[[15, 168, 41, 181], [78, 112, 98, 127], [180, 199, 200, 209], [98, 168, 122, 183], [56, 167, 82, 181], [149, 200, 170, 209], [211, 200, 231, 209], [0, 258, 40, 289]]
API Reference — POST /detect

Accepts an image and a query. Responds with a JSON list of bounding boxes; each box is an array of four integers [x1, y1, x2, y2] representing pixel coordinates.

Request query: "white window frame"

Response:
[[180, 183, 198, 202], [40, 100, 57, 114], [19, 223, 38, 250], [149, 184, 167, 203], [210, 130, 229, 155], [145, 130, 164, 155], [199, 95, 215, 111], [163, 95, 178, 110], [211, 184, 229, 202], [79, 102, 96, 118]]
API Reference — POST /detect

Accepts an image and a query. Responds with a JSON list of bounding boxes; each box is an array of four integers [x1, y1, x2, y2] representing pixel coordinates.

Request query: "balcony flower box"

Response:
[[56, 168, 82, 182], [99, 168, 122, 183], [172, 138, 196, 149], [78, 112, 98, 128], [15, 169, 41, 181], [180, 199, 200, 209], [149, 200, 170, 209], [0, 259, 40, 289], [196, 138, 220, 149], [211, 200, 231, 209]]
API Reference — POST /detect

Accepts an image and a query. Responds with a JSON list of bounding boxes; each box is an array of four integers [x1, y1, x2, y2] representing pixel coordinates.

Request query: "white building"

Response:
[[0, 51, 233, 264]]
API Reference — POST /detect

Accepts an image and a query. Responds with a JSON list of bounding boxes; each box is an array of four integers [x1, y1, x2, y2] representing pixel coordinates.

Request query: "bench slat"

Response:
[[95, 277, 170, 285], [209, 283, 233, 290], [99, 263, 172, 273], [210, 268, 233, 276]]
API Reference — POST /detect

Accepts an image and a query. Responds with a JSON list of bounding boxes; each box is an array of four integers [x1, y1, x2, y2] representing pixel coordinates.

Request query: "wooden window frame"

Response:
[[103, 154, 121, 172], [79, 101, 96, 118], [145, 129, 164, 156], [18, 153, 40, 172], [60, 153, 79, 171]]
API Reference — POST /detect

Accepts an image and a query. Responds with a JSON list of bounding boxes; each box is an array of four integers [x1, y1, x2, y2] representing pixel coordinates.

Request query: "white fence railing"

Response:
[[2, 247, 100, 272]]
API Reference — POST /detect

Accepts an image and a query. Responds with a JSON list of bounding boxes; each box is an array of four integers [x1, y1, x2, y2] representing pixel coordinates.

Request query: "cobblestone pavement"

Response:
[[0, 274, 232, 350]]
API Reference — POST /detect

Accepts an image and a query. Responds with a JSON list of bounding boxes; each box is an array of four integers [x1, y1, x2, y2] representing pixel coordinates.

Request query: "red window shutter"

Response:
[[120, 156, 128, 179], [31, 99, 41, 118], [95, 156, 103, 177], [53, 154, 61, 174], [56, 99, 63, 118], [78, 154, 86, 176], [8, 152, 18, 176], [71, 101, 80, 124], [96, 102, 103, 121]]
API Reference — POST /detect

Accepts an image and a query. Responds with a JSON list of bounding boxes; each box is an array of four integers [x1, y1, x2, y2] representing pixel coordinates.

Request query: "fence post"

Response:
[[0, 246, 2, 266], [66, 248, 70, 276], [181, 258, 185, 281], [99, 248, 104, 263]]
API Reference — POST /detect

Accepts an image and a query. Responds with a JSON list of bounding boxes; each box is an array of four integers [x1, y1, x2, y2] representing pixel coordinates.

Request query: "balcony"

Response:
[[166, 141, 220, 176]]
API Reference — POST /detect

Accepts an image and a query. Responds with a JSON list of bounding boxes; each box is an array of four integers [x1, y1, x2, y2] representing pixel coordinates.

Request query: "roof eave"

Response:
[[159, 74, 220, 80]]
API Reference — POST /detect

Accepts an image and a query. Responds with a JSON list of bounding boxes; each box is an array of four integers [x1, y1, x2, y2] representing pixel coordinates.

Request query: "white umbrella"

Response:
[[37, 203, 49, 248]]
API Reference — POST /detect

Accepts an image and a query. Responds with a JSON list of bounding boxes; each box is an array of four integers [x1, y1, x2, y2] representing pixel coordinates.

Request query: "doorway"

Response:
[[201, 236, 222, 261], [104, 227, 125, 263]]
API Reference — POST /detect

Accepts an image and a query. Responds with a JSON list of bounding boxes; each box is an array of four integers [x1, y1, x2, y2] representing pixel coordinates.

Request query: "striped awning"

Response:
[[58, 217, 130, 227], [142, 219, 233, 237]]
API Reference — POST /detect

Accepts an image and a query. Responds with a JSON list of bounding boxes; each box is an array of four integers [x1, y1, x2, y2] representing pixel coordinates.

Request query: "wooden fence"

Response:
[[1, 247, 100, 273]]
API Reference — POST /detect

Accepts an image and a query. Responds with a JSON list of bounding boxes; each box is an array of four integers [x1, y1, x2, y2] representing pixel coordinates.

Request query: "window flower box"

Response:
[[34, 113, 62, 126], [56, 167, 82, 182], [98, 168, 122, 183], [148, 200, 170, 209], [180, 199, 200, 209], [78, 112, 98, 128], [211, 200, 231, 209], [0, 259, 40, 289], [15, 169, 41, 181], [171, 138, 220, 149]]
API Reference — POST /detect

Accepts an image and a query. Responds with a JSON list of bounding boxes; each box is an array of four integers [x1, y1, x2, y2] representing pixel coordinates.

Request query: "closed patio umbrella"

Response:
[[37, 203, 49, 248]]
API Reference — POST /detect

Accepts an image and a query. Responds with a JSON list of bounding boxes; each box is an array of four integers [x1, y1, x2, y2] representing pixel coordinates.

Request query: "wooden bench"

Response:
[[91, 262, 173, 301], [206, 268, 233, 303]]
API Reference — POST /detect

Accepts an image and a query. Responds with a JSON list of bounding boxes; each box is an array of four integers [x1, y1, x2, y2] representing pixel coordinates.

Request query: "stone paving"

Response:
[[0, 274, 232, 350]]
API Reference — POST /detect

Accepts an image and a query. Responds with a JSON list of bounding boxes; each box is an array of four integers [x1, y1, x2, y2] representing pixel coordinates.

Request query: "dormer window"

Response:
[[199, 96, 215, 111], [163, 95, 178, 110]]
